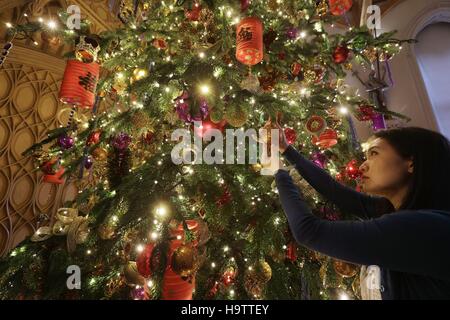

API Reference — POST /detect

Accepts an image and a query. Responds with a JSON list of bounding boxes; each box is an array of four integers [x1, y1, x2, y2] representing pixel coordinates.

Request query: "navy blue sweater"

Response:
[[275, 145, 450, 300]]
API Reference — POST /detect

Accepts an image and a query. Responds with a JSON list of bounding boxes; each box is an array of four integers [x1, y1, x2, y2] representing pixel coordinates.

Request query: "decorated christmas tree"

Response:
[[0, 0, 413, 300]]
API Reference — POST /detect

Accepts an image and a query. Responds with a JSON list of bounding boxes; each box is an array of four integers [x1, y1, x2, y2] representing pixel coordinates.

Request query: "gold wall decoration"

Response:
[[0, 0, 120, 256], [0, 54, 78, 256]]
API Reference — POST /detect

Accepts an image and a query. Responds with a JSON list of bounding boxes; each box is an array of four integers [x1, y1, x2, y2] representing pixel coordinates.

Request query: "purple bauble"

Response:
[[112, 132, 132, 150], [84, 156, 93, 169], [240, 0, 250, 11], [286, 26, 299, 40], [371, 114, 387, 131], [311, 152, 328, 169], [175, 91, 192, 122], [131, 286, 146, 300], [192, 98, 209, 121], [58, 135, 74, 150]]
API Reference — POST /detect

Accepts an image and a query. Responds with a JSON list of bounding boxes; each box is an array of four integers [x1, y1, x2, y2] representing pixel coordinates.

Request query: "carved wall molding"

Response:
[[0, 46, 79, 257], [0, 0, 120, 256]]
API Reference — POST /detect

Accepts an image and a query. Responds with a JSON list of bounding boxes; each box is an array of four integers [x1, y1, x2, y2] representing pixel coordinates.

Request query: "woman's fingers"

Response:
[[276, 111, 282, 123]]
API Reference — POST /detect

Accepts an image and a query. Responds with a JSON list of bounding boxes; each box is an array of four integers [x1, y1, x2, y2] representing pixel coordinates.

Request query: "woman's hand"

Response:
[[274, 113, 290, 153]]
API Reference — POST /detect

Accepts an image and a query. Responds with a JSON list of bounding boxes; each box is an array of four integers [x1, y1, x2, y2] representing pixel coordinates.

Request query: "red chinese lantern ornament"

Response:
[[333, 45, 350, 64], [59, 60, 100, 108], [162, 220, 200, 300], [236, 17, 264, 66], [329, 0, 353, 16], [312, 128, 338, 149], [41, 159, 65, 184]]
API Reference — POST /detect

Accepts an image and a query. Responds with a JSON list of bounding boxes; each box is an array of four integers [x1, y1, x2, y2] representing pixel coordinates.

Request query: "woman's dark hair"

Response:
[[374, 127, 450, 212]]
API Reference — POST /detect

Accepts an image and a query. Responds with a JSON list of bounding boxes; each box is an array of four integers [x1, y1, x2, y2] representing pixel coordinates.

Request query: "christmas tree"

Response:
[[0, 0, 413, 300]]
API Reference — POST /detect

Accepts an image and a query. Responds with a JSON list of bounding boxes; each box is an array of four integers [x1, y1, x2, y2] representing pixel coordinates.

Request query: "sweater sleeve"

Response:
[[275, 169, 450, 281], [282, 145, 393, 218]]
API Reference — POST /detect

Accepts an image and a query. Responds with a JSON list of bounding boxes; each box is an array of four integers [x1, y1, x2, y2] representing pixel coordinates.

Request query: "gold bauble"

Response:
[[258, 261, 272, 283], [123, 261, 146, 286], [244, 273, 265, 298], [132, 68, 148, 81], [98, 223, 115, 240], [91, 147, 108, 161], [41, 32, 62, 47], [333, 259, 359, 278], [316, 0, 329, 17], [351, 275, 362, 299], [269, 247, 285, 263], [344, 63, 353, 71], [244, 261, 272, 298], [311, 250, 327, 263], [130, 110, 152, 130], [267, 0, 279, 11], [105, 274, 126, 298], [246, 260, 272, 283], [112, 79, 128, 95], [363, 47, 378, 63], [304, 69, 317, 84], [171, 245, 199, 278], [209, 107, 224, 124], [240, 74, 260, 94], [224, 106, 248, 128], [251, 163, 263, 172]]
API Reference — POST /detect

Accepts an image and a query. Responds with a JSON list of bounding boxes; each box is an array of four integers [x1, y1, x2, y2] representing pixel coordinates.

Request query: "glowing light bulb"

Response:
[[200, 84, 210, 95], [339, 106, 349, 115], [155, 205, 167, 217], [47, 20, 57, 29]]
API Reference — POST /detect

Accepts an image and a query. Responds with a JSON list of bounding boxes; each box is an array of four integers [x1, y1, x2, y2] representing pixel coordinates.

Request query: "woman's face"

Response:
[[359, 137, 413, 197]]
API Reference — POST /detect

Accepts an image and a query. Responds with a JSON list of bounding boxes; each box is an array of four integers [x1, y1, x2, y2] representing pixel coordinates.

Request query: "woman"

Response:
[[274, 124, 450, 300]]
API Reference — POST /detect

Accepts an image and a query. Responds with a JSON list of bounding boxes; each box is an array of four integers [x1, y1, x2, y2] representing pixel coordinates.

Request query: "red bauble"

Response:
[[240, 0, 250, 12], [278, 52, 286, 60], [185, 3, 202, 21], [336, 171, 345, 182], [291, 62, 302, 76], [136, 243, 156, 278], [284, 128, 297, 145], [236, 17, 264, 66], [329, 0, 353, 16], [216, 188, 232, 208], [345, 159, 362, 180], [356, 105, 377, 122], [193, 118, 227, 138], [312, 128, 338, 149], [333, 45, 350, 64], [59, 60, 100, 108], [86, 130, 102, 146], [152, 38, 167, 50], [142, 130, 155, 144], [222, 267, 237, 286], [286, 242, 297, 262]]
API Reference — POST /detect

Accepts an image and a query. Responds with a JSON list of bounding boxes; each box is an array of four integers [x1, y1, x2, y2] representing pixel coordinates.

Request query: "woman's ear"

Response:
[[407, 157, 414, 174]]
